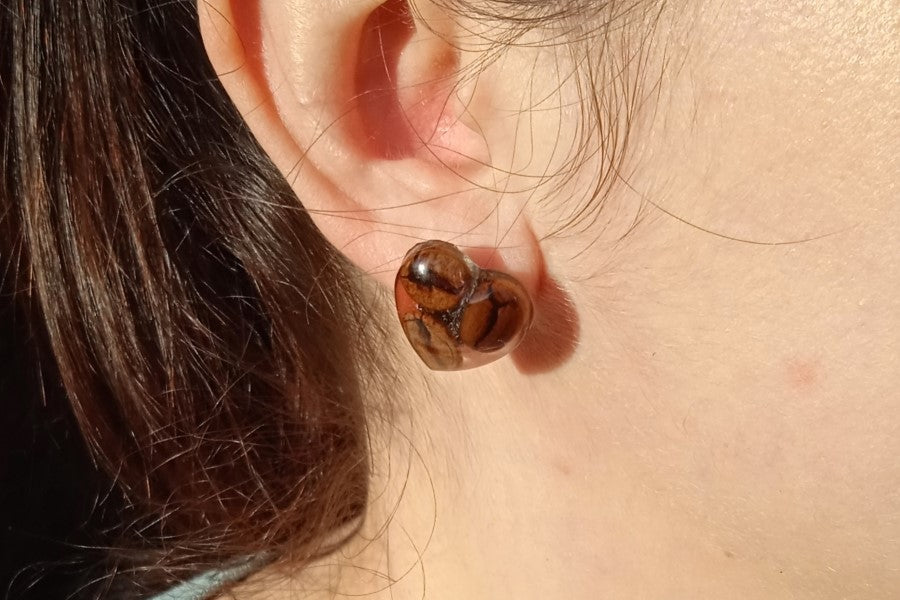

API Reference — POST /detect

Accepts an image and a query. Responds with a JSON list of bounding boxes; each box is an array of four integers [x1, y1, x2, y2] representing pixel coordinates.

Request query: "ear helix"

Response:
[[395, 240, 534, 370]]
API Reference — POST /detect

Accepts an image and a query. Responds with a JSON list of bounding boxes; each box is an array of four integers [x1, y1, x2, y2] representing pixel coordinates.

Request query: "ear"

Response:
[[197, 0, 545, 293]]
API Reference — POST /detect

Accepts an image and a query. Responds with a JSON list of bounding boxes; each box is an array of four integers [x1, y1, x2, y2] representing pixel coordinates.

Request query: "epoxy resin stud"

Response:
[[395, 240, 534, 371]]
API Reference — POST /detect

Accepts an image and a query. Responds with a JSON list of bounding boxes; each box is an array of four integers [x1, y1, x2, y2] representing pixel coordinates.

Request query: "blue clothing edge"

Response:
[[146, 556, 266, 600]]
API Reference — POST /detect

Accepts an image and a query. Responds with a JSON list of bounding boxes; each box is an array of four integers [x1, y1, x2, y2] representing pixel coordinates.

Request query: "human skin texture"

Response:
[[200, 0, 898, 597]]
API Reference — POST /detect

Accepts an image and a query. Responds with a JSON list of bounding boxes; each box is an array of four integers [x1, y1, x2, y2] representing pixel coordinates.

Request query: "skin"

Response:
[[200, 0, 898, 597]]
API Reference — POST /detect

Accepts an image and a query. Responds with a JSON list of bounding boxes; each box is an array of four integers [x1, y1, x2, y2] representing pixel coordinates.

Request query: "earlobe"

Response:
[[197, 0, 543, 297]]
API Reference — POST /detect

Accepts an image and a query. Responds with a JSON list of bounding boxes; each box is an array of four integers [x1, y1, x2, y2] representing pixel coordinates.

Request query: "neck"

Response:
[[231, 292, 793, 599]]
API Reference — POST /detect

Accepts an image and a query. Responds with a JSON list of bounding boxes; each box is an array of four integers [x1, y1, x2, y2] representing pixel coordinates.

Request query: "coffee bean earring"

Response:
[[395, 240, 534, 371]]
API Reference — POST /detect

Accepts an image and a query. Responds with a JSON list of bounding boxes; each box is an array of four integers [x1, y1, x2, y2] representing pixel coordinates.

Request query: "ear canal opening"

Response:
[[355, 0, 418, 159], [354, 0, 487, 167]]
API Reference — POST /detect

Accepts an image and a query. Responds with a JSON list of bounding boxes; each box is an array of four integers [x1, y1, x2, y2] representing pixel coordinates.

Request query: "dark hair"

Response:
[[1, 1, 381, 596]]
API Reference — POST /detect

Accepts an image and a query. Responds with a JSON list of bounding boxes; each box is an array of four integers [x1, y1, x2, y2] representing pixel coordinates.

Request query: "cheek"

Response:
[[588, 228, 900, 581], [589, 0, 900, 568], [585, 235, 900, 580], [672, 380, 900, 581]]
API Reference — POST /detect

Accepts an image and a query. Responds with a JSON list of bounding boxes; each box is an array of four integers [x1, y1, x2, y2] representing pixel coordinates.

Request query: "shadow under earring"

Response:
[[394, 240, 534, 371]]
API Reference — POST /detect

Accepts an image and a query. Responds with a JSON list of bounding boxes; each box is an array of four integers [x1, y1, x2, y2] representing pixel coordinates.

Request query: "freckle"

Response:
[[786, 358, 820, 391], [552, 458, 572, 476], [724, 550, 735, 559]]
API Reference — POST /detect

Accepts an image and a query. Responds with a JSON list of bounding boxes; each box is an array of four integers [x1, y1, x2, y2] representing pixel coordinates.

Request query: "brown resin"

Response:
[[395, 240, 533, 370]]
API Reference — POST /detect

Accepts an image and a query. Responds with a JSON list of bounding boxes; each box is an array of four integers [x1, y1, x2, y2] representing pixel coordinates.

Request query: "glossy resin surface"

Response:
[[395, 240, 533, 370]]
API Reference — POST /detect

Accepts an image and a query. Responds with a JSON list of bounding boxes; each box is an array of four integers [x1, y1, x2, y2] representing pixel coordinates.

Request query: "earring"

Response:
[[395, 240, 534, 371]]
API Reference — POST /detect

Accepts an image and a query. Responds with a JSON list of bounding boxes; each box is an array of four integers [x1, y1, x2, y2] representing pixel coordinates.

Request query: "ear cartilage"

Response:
[[395, 240, 534, 371]]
